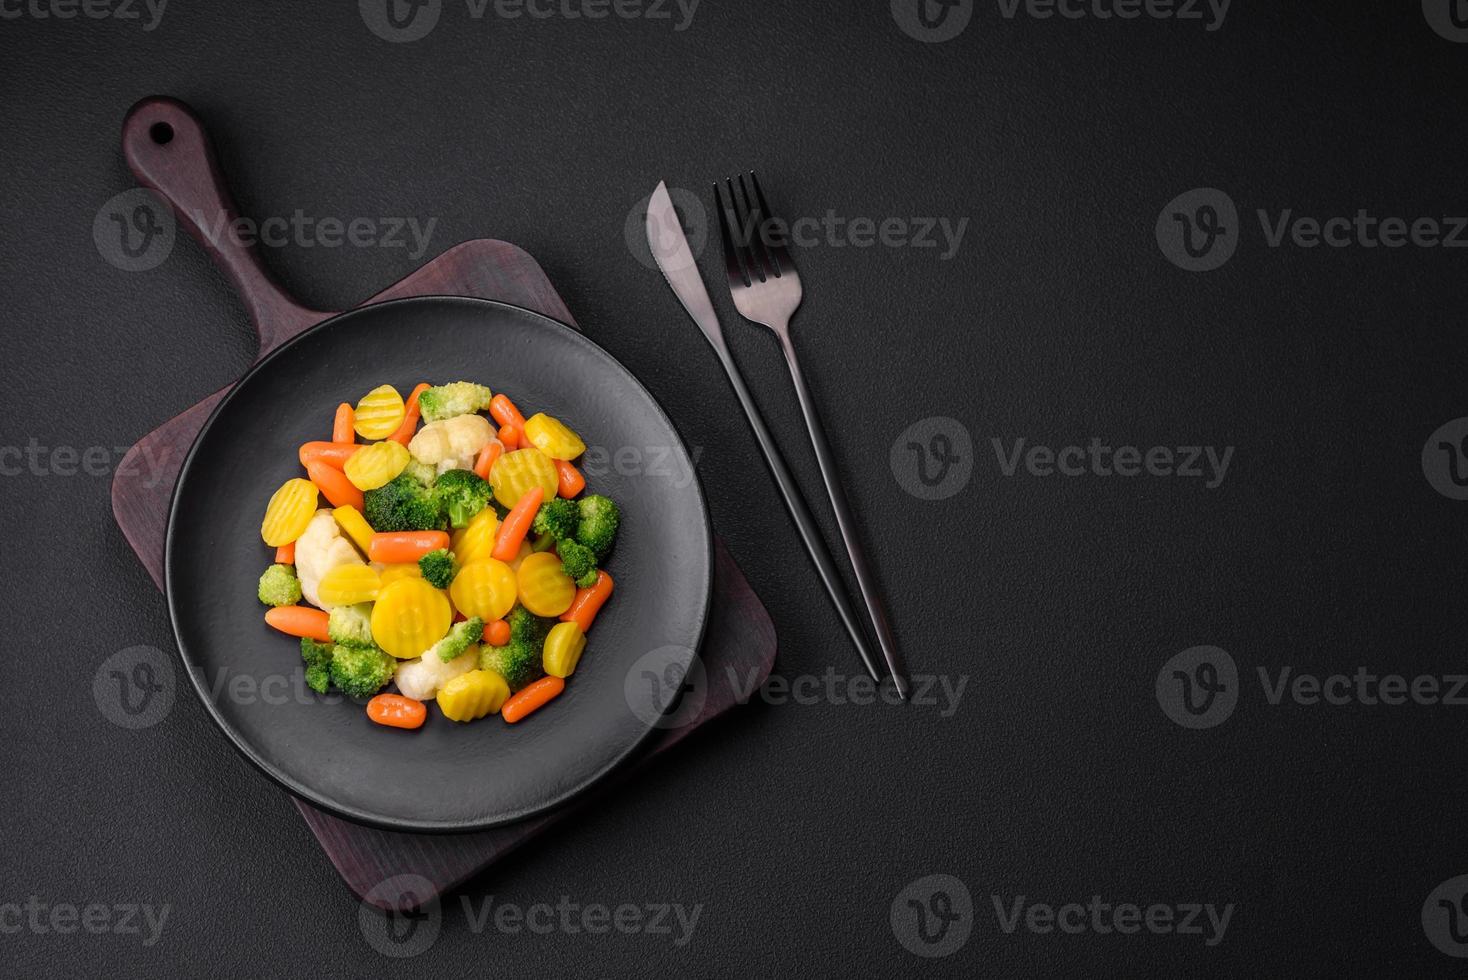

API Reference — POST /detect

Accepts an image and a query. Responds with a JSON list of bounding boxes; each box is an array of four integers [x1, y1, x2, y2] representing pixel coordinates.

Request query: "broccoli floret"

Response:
[[532, 498, 579, 541], [257, 563, 302, 606], [428, 617, 484, 663], [300, 638, 333, 694], [363, 473, 445, 532], [418, 548, 457, 589], [556, 539, 599, 588], [402, 459, 437, 486], [329, 643, 396, 699], [417, 382, 493, 423], [575, 494, 621, 560], [432, 469, 493, 528], [478, 605, 551, 691], [328, 603, 374, 646], [531, 532, 557, 552]]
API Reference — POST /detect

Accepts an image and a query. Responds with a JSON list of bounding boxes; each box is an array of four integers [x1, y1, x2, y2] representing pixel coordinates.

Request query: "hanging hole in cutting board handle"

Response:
[[120, 96, 334, 357]]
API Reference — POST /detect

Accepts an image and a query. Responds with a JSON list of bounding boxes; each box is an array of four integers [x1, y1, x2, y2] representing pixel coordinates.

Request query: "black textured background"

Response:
[[4, 1, 1467, 975]]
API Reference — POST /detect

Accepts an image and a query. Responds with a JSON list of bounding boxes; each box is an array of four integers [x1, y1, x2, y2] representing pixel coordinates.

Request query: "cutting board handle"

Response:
[[122, 96, 334, 356]]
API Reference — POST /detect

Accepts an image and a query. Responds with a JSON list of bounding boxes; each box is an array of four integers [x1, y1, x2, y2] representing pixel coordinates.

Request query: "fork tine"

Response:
[[728, 174, 772, 283], [724, 177, 761, 283], [713, 180, 750, 289], [747, 171, 794, 275]]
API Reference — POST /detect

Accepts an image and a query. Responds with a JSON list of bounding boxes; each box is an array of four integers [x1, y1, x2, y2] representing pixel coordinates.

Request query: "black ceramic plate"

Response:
[[166, 297, 712, 832]]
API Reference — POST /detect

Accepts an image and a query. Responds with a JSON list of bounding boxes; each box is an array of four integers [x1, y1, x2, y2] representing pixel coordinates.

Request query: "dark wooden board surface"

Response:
[[107, 97, 776, 909]]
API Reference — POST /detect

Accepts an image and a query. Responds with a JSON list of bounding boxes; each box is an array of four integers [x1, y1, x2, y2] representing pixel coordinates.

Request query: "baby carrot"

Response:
[[305, 459, 365, 511], [274, 541, 296, 564], [492, 485, 543, 561], [366, 693, 427, 730], [484, 619, 511, 647], [473, 439, 504, 481], [298, 441, 360, 469], [264, 605, 331, 642], [368, 530, 451, 564], [332, 403, 355, 444], [501, 675, 564, 724], [554, 458, 586, 498], [489, 394, 527, 430], [561, 571, 613, 632], [498, 424, 521, 450], [388, 382, 431, 446]]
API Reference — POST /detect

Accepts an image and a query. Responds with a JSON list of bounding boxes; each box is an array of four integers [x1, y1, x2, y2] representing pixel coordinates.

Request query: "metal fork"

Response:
[[714, 172, 908, 699]]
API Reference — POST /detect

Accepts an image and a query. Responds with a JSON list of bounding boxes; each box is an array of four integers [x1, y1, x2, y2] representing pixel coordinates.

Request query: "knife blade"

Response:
[[644, 181, 898, 694]]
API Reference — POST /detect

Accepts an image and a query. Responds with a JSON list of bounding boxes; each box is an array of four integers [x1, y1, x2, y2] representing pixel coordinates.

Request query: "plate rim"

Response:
[[163, 295, 713, 833]]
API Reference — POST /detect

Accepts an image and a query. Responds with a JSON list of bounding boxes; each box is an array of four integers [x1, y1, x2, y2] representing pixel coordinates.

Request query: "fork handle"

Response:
[[776, 333, 909, 700], [710, 348, 888, 687]]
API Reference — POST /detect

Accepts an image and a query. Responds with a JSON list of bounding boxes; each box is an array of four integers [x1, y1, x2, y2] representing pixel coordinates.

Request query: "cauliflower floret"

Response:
[[435, 450, 478, 476], [394, 648, 478, 701], [293, 510, 364, 610], [409, 414, 494, 466]]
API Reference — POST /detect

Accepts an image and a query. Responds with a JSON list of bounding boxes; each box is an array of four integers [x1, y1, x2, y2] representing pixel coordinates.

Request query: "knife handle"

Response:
[[711, 350, 887, 687]]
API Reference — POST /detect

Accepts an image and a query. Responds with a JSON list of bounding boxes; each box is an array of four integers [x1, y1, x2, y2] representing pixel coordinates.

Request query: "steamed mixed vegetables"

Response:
[[255, 381, 618, 730]]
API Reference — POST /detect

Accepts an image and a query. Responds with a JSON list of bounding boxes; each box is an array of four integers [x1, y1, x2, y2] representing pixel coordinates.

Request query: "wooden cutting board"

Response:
[[108, 96, 776, 909]]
